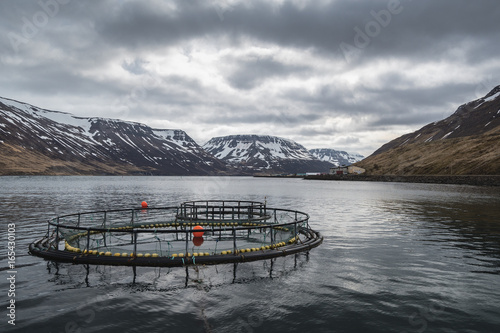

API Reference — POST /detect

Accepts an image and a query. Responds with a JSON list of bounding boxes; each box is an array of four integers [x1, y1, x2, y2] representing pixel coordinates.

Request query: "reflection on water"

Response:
[[44, 254, 309, 291], [1, 176, 500, 333], [378, 191, 500, 275]]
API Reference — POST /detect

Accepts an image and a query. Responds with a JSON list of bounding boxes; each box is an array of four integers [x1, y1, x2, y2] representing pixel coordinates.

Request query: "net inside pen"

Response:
[[55, 201, 308, 258]]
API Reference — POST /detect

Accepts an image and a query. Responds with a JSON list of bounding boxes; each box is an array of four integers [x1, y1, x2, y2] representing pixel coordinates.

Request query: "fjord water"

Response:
[[1, 176, 499, 333]]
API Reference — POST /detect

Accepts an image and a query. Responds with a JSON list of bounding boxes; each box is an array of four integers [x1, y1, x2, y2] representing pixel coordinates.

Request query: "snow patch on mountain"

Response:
[[371, 84, 500, 156], [0, 96, 225, 175], [309, 148, 364, 166], [203, 135, 333, 174], [203, 135, 313, 165]]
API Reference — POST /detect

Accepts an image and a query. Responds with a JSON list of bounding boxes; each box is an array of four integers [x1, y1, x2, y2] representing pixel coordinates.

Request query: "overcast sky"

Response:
[[1, 0, 499, 156]]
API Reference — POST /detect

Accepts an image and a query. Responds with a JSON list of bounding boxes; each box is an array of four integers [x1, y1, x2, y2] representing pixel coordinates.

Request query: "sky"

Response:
[[1, 0, 499, 157]]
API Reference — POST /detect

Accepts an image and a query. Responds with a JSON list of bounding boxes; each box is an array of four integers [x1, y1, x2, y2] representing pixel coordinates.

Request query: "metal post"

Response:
[[270, 225, 274, 246], [185, 231, 189, 259], [77, 213, 81, 228], [55, 224, 59, 250], [86, 228, 91, 254], [55, 217, 61, 249], [233, 227, 237, 253], [133, 230, 138, 257]]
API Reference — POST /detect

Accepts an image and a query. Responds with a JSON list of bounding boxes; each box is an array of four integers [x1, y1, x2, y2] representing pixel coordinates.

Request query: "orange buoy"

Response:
[[192, 236, 204, 247], [193, 225, 204, 237], [141, 201, 148, 208]]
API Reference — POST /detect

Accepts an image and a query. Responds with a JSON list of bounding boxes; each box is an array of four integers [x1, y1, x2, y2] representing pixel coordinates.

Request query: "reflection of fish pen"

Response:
[[29, 200, 323, 267], [45, 252, 311, 288]]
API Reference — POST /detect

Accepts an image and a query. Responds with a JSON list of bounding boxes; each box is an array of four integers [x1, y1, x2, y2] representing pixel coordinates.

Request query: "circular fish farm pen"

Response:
[[29, 200, 323, 267]]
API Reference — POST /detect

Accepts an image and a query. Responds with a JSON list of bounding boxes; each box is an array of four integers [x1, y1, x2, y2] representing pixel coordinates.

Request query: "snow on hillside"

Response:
[[203, 134, 334, 174], [371, 84, 500, 156], [309, 148, 364, 166], [203, 135, 314, 164], [0, 96, 225, 175]]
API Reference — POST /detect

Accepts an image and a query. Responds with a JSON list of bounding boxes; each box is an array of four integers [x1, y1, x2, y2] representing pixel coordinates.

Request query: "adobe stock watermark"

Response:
[[401, 296, 445, 333], [339, 0, 409, 64], [114, 71, 163, 112], [234, 312, 264, 333], [258, 108, 295, 140], [47, 264, 127, 333], [474, 75, 496, 99], [7, 0, 72, 53], [213, 1, 234, 22], [6, 223, 17, 326], [201, 176, 233, 197], [51, 295, 109, 333]]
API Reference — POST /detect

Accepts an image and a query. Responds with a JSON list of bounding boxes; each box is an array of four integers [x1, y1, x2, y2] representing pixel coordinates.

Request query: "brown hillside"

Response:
[[0, 143, 145, 175], [355, 126, 500, 175]]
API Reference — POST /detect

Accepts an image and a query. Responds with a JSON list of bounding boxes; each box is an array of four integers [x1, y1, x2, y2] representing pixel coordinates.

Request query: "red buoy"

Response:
[[141, 201, 148, 208], [193, 225, 204, 237], [192, 237, 204, 247]]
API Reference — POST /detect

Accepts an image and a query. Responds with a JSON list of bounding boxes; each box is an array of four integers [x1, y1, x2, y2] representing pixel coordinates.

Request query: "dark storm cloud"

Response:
[[226, 56, 311, 90], [80, 0, 500, 63], [0, 0, 499, 155], [199, 108, 323, 126]]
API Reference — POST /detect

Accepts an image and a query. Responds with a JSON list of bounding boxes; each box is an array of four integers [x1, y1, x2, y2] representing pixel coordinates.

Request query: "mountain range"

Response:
[[202, 135, 353, 174], [355, 85, 500, 175], [0, 96, 360, 175], [0, 96, 225, 175], [309, 148, 364, 166]]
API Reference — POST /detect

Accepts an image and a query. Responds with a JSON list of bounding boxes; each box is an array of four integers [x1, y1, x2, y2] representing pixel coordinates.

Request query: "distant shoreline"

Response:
[[303, 174, 500, 187]]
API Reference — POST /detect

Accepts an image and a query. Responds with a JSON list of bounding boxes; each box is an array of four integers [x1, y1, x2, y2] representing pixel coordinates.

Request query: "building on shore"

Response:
[[329, 165, 366, 175]]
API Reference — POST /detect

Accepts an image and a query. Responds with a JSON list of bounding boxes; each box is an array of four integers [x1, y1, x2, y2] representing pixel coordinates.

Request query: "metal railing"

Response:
[[45, 201, 310, 258]]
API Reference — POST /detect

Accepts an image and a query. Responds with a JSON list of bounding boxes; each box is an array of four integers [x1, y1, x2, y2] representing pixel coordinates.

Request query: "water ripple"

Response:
[[2, 177, 500, 332]]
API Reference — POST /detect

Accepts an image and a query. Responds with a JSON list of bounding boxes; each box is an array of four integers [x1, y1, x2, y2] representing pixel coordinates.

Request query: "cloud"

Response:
[[225, 55, 311, 90], [0, 0, 499, 156], [122, 58, 148, 75]]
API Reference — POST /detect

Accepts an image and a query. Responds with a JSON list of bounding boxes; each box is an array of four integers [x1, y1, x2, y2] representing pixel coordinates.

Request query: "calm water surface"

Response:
[[1, 176, 499, 333]]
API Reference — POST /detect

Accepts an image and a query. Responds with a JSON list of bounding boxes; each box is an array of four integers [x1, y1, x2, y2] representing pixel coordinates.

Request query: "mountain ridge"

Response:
[[203, 134, 334, 174], [356, 85, 500, 175], [0, 96, 227, 175], [1, 96, 343, 176], [309, 148, 364, 166], [371, 85, 500, 156]]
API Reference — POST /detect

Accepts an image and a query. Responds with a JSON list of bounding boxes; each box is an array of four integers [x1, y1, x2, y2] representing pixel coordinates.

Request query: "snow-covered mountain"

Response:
[[309, 148, 364, 166], [372, 85, 500, 156], [203, 135, 333, 174], [357, 85, 500, 175], [0, 96, 226, 175]]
